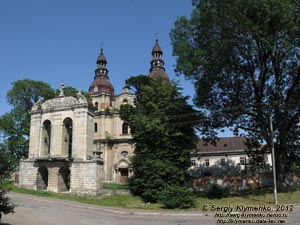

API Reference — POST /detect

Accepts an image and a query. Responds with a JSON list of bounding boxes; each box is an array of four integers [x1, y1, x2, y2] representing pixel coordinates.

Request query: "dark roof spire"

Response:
[[96, 48, 108, 75], [149, 38, 169, 81], [88, 48, 114, 96]]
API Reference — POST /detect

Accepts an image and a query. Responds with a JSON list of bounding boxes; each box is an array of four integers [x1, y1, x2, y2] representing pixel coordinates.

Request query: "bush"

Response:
[[206, 184, 230, 199], [0, 188, 16, 218], [158, 185, 195, 209], [0, 146, 17, 218]]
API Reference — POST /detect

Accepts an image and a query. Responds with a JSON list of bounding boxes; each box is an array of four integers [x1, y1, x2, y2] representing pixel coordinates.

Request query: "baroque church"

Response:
[[19, 39, 169, 195]]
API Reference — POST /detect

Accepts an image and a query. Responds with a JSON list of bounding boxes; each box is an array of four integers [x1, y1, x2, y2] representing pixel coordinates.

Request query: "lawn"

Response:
[[9, 185, 300, 211]]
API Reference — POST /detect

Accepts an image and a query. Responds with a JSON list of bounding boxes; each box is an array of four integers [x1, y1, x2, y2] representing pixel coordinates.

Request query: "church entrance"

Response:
[[37, 166, 48, 190], [119, 168, 128, 184]]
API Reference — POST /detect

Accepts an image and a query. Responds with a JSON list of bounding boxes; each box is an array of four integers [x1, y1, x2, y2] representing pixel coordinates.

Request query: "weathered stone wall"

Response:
[[19, 160, 38, 189], [191, 172, 300, 191], [70, 159, 104, 196]]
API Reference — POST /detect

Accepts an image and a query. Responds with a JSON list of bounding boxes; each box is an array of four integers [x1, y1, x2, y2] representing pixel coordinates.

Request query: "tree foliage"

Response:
[[55, 86, 91, 101], [0, 143, 17, 218], [170, 0, 300, 183], [0, 79, 55, 159], [6, 79, 55, 112], [120, 75, 200, 208]]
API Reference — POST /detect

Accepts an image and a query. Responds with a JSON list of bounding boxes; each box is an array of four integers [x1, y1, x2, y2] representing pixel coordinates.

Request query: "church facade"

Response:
[[19, 39, 168, 195]]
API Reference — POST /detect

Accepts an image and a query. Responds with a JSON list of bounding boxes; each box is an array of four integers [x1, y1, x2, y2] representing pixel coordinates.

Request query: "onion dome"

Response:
[[149, 38, 169, 81], [88, 48, 115, 96]]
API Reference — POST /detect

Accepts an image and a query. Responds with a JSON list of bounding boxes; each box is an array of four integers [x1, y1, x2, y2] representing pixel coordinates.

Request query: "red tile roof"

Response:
[[196, 136, 247, 153]]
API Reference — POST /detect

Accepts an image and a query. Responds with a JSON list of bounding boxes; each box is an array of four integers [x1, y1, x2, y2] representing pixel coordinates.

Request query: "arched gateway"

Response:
[[19, 91, 104, 195]]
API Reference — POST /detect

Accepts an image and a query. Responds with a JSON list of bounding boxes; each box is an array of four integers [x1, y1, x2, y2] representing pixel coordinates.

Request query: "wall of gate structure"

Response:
[[70, 160, 104, 196], [19, 159, 104, 196], [191, 172, 300, 191]]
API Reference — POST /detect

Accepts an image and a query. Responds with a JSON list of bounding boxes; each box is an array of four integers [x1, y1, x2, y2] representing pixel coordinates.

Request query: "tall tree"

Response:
[[0, 79, 55, 159], [120, 75, 199, 208], [170, 0, 300, 183]]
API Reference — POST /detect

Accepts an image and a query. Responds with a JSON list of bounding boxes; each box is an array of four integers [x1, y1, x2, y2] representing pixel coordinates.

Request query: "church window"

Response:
[[240, 157, 246, 165], [123, 99, 128, 104], [221, 158, 226, 165], [94, 123, 98, 133], [122, 122, 128, 134], [205, 159, 210, 167], [121, 151, 128, 157], [191, 159, 196, 167], [95, 102, 98, 110]]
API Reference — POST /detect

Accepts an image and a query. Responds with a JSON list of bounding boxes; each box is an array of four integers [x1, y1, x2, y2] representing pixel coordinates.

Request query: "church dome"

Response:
[[149, 69, 169, 81], [88, 48, 115, 96], [88, 76, 114, 96]]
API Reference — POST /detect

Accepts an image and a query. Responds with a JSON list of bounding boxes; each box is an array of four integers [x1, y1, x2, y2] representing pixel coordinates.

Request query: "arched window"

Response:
[[123, 99, 128, 104], [95, 102, 99, 111], [94, 123, 98, 133], [42, 120, 52, 157], [63, 117, 73, 158], [122, 122, 128, 134]]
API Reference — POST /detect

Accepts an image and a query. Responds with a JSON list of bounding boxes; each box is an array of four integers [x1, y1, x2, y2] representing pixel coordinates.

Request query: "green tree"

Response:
[[55, 86, 91, 101], [0, 79, 55, 159], [120, 75, 199, 208], [0, 142, 17, 218], [170, 0, 300, 184]]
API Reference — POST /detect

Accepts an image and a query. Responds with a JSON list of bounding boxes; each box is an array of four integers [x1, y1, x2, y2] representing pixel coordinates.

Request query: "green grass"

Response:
[[103, 183, 129, 190], [9, 185, 300, 211], [10, 185, 161, 210]]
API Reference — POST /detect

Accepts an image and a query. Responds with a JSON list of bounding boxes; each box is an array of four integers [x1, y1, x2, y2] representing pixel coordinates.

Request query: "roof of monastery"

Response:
[[195, 136, 248, 153]]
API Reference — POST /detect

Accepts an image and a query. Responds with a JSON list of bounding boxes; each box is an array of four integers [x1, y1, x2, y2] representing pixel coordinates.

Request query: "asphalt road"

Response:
[[1, 193, 211, 225], [1, 192, 300, 225]]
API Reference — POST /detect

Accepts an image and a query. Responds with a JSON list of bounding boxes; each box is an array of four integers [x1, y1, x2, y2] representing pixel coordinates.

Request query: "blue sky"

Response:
[[0, 0, 233, 137], [0, 0, 195, 114]]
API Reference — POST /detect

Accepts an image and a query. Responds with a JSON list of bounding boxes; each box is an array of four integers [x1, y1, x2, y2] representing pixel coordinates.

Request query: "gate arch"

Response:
[[58, 167, 70, 192], [37, 166, 48, 190], [41, 120, 52, 157], [62, 117, 73, 157]]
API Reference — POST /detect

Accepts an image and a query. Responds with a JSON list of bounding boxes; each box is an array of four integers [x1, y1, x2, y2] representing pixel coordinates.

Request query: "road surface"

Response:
[[1, 193, 211, 225], [1, 192, 300, 225]]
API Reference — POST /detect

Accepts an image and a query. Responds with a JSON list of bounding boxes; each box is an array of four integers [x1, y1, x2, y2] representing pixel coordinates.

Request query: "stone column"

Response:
[[47, 167, 59, 192]]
